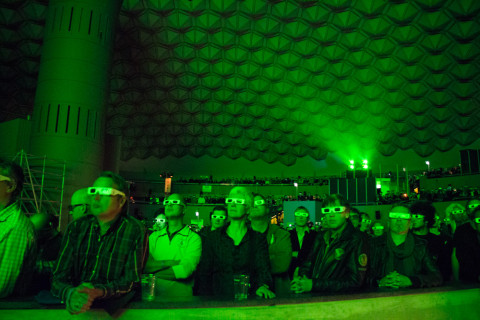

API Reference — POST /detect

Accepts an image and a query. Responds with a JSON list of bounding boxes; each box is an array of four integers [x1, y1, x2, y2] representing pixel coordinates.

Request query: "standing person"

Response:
[[250, 194, 292, 296], [145, 194, 202, 297], [196, 186, 275, 299], [368, 204, 442, 288], [0, 159, 36, 298], [291, 194, 368, 293], [51, 171, 145, 314], [288, 206, 317, 279]]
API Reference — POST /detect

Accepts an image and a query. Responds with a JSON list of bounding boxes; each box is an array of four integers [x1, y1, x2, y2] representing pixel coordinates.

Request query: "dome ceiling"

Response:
[[1, 0, 480, 165]]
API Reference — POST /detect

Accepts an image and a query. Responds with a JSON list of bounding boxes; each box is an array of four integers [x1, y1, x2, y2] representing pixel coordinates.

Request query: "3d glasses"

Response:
[[163, 199, 183, 206], [254, 199, 265, 206], [389, 212, 412, 220], [362, 219, 372, 224], [225, 198, 246, 205], [88, 187, 125, 197], [474, 218, 480, 224], [321, 206, 346, 214], [372, 226, 384, 230], [212, 215, 226, 220], [452, 209, 465, 215], [468, 204, 480, 209], [294, 212, 309, 217], [412, 214, 425, 219], [155, 218, 166, 223]]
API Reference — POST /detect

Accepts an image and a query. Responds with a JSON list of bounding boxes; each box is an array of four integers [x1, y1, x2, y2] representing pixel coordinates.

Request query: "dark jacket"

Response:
[[453, 223, 480, 283], [195, 225, 272, 297], [368, 233, 443, 288], [298, 221, 368, 293], [288, 228, 317, 278]]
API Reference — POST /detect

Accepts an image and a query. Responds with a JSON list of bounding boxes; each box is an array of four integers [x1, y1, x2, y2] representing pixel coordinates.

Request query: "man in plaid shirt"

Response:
[[51, 171, 145, 314], [0, 159, 36, 298]]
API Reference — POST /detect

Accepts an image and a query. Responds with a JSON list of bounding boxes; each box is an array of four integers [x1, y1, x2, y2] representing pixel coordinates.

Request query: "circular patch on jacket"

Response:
[[358, 253, 368, 267]]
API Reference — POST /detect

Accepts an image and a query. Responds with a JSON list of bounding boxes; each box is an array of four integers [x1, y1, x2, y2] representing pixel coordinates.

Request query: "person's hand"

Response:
[[290, 275, 312, 293], [255, 285, 276, 299], [67, 283, 104, 314], [378, 271, 411, 288]]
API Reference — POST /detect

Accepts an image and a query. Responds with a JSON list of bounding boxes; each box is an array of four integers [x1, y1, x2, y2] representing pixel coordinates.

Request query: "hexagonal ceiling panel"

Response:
[[1, 0, 480, 166]]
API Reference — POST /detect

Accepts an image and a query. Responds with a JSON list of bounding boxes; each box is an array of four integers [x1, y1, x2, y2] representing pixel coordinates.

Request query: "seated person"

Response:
[[292, 194, 368, 293], [0, 159, 36, 298], [198, 205, 228, 238], [368, 204, 443, 288], [195, 186, 275, 299], [372, 221, 385, 237], [69, 188, 89, 221], [30, 213, 62, 292], [349, 207, 360, 229], [151, 210, 166, 232], [410, 200, 452, 281], [288, 206, 317, 279], [359, 212, 373, 235], [452, 205, 480, 283], [250, 193, 292, 296], [144, 194, 202, 297], [51, 171, 145, 314]]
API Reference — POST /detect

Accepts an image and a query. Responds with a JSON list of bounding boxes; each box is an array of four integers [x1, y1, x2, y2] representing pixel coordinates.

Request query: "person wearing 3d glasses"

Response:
[[250, 193, 292, 296], [197, 205, 228, 240], [368, 204, 442, 289], [144, 193, 202, 297], [195, 186, 275, 299], [452, 199, 480, 283], [292, 194, 368, 293], [51, 171, 145, 314], [288, 206, 317, 279]]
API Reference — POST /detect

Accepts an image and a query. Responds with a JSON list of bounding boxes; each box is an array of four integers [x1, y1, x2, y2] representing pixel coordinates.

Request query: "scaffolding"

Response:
[[12, 150, 66, 220]]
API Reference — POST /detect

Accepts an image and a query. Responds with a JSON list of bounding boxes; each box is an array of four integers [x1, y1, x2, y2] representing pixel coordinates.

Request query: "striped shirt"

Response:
[[51, 214, 145, 302], [0, 202, 36, 298]]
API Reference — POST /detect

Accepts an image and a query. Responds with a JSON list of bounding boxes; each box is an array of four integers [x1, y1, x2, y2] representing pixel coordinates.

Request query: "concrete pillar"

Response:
[[30, 0, 122, 230]]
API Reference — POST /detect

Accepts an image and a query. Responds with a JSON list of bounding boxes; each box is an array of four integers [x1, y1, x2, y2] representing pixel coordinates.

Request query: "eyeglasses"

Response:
[[412, 214, 425, 219], [295, 212, 309, 217], [212, 215, 226, 220], [468, 204, 480, 209], [321, 206, 346, 214], [88, 187, 125, 197], [68, 204, 86, 211], [225, 198, 246, 205], [389, 212, 412, 220], [452, 209, 465, 215], [362, 219, 371, 224], [474, 217, 480, 224], [163, 199, 182, 206], [0, 174, 12, 182], [155, 218, 166, 223], [372, 226, 384, 230], [254, 199, 265, 206]]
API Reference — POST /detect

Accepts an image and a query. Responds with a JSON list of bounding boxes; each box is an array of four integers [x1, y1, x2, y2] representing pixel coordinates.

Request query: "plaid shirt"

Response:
[[0, 202, 36, 298], [51, 214, 145, 302]]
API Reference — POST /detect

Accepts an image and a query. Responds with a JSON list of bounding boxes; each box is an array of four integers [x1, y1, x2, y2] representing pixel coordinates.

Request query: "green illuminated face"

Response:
[[227, 188, 248, 219], [389, 206, 411, 235], [372, 222, 384, 237], [250, 195, 267, 218], [411, 213, 425, 229], [211, 210, 227, 229], [294, 209, 309, 227], [323, 200, 349, 230], [164, 194, 185, 218], [89, 177, 125, 218], [349, 213, 360, 228]]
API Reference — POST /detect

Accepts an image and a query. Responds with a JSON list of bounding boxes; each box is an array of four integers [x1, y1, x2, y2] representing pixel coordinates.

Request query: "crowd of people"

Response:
[[1, 158, 480, 316]]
